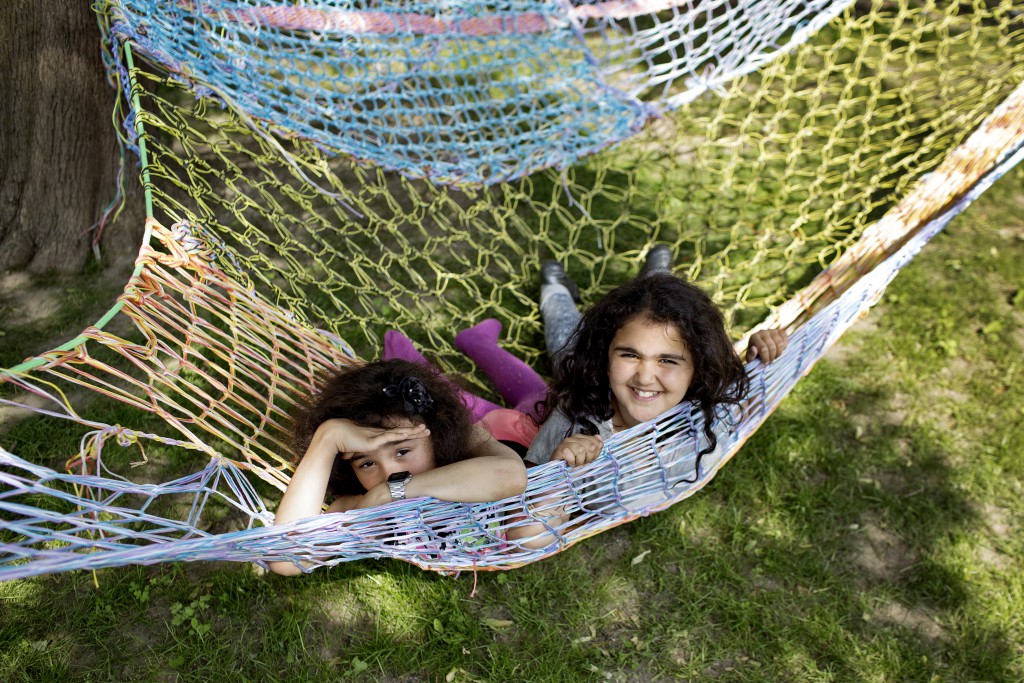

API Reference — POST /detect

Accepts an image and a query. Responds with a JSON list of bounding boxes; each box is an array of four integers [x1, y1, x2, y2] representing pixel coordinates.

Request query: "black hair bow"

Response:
[[383, 376, 435, 415]]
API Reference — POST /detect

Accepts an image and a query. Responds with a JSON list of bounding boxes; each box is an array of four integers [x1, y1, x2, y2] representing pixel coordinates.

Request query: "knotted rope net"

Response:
[[1, 0, 1023, 579]]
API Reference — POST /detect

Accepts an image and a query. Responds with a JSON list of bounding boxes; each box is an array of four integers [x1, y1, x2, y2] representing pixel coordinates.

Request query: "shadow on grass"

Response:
[[616, 360, 1016, 681]]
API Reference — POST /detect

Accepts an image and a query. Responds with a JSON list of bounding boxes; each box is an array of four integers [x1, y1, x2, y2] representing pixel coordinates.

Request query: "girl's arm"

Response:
[[268, 419, 428, 576], [354, 424, 527, 509]]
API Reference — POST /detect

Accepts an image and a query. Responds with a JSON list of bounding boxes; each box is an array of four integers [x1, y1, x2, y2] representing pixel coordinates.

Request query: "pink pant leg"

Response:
[[383, 331, 502, 420], [454, 320, 549, 421]]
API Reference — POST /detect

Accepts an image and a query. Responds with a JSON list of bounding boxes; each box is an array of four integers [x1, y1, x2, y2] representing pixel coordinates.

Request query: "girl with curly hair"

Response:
[[271, 354, 538, 575], [528, 250, 789, 468]]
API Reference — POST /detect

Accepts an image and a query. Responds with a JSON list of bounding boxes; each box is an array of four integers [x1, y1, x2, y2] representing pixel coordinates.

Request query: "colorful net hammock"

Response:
[[2, 0, 1024, 580]]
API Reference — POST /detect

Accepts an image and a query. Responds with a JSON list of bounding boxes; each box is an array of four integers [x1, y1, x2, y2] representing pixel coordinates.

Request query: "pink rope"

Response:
[[215, 0, 689, 37], [573, 0, 684, 21], [227, 7, 554, 36]]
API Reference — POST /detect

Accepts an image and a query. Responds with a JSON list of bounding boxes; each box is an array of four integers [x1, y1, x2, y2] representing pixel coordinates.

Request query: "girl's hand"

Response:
[[551, 434, 604, 467], [354, 482, 396, 510], [312, 418, 429, 456], [746, 328, 789, 363]]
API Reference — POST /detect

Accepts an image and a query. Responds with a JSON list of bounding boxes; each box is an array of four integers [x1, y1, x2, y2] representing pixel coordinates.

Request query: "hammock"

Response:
[[1, 0, 1023, 580]]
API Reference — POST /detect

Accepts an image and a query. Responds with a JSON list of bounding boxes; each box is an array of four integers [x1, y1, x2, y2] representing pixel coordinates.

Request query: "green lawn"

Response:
[[1, 166, 1022, 681]]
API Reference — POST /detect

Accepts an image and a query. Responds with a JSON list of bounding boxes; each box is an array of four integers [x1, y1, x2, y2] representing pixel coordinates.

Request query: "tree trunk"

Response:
[[0, 0, 143, 273]]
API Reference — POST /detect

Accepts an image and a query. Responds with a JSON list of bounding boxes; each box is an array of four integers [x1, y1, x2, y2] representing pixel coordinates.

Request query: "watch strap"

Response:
[[387, 472, 411, 500]]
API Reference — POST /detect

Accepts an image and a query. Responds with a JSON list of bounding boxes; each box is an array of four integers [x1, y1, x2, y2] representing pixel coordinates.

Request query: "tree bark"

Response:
[[1, 0, 143, 273]]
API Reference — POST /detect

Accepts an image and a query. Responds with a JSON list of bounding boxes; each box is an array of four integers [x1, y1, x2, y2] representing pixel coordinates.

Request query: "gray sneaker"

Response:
[[540, 260, 580, 302], [639, 245, 673, 277]]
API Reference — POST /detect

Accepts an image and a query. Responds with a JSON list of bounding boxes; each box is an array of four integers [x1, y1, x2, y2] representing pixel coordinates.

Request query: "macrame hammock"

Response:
[[2, 0, 1024, 581]]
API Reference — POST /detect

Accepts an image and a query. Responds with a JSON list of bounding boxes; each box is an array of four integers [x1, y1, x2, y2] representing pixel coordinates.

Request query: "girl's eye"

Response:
[[396, 449, 410, 457], [356, 461, 375, 470], [659, 358, 678, 365]]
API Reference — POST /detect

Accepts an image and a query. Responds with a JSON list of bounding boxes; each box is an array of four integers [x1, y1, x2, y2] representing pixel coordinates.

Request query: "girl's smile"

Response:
[[607, 316, 694, 430]]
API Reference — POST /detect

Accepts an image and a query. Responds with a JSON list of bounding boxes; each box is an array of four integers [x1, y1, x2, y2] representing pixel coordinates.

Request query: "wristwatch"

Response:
[[386, 471, 412, 501]]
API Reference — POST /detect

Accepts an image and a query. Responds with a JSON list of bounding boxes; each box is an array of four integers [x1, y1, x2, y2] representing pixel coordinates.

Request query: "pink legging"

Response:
[[383, 319, 548, 421]]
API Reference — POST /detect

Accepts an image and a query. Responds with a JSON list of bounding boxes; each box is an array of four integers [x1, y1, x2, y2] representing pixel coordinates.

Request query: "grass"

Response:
[[0, 259, 134, 374], [0, 166, 1021, 683]]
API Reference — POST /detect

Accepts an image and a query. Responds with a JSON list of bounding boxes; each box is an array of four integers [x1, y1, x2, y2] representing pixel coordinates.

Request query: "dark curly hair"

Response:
[[547, 272, 749, 456], [291, 359, 475, 497]]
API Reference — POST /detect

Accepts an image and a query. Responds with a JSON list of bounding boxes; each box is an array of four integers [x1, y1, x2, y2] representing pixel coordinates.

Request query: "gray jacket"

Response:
[[524, 408, 615, 465]]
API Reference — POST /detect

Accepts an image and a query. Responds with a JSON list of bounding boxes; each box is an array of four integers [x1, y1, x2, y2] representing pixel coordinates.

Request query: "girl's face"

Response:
[[346, 418, 436, 492], [607, 316, 694, 430]]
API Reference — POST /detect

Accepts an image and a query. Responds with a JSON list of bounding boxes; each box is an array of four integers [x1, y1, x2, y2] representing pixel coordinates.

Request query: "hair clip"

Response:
[[383, 376, 435, 415]]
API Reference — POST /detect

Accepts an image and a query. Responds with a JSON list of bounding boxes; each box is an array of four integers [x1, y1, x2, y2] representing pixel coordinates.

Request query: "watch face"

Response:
[[388, 471, 411, 483]]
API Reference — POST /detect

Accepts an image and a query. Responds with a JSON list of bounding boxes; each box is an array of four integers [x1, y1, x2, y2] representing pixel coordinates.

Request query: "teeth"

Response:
[[633, 389, 658, 398]]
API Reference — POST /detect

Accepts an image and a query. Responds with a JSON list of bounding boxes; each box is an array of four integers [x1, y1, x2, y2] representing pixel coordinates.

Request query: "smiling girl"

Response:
[[527, 264, 789, 467]]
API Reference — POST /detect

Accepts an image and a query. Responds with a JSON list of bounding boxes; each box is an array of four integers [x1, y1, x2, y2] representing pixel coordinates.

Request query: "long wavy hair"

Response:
[[291, 359, 475, 497], [546, 272, 748, 456]]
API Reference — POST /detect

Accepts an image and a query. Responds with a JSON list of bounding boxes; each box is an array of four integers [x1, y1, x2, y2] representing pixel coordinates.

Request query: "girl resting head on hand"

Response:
[[271, 359, 527, 575], [291, 360, 476, 499]]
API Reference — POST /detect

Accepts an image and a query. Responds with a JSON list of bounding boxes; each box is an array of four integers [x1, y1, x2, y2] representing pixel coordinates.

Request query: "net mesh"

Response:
[[1, 0, 1023, 579], [107, 0, 847, 184]]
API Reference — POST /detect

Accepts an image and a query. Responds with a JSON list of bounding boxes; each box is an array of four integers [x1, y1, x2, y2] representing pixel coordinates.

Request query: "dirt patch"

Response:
[[870, 600, 946, 642], [0, 390, 57, 430], [849, 516, 915, 582], [944, 357, 972, 377], [1, 262, 134, 335], [596, 576, 643, 625], [317, 594, 370, 656], [589, 526, 633, 566], [848, 412, 873, 437], [880, 393, 909, 427], [975, 544, 1010, 570], [751, 574, 783, 592], [477, 605, 519, 646], [0, 259, 140, 451], [979, 503, 1012, 537], [375, 673, 428, 683], [823, 311, 881, 364], [930, 386, 970, 405], [927, 409, 959, 432], [845, 390, 908, 440], [995, 224, 1024, 241], [873, 470, 915, 496], [703, 654, 764, 679], [582, 664, 666, 683], [0, 271, 62, 324]]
